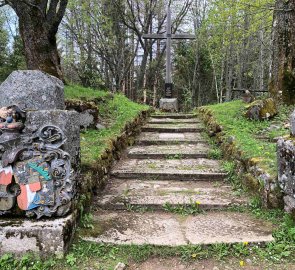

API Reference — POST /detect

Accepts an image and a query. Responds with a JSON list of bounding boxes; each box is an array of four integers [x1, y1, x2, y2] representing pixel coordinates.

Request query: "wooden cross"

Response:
[[143, 6, 195, 98]]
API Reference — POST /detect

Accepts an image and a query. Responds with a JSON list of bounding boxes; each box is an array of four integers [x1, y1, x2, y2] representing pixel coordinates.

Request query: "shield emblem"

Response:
[[0, 165, 13, 186], [0, 165, 14, 211], [13, 157, 54, 211]]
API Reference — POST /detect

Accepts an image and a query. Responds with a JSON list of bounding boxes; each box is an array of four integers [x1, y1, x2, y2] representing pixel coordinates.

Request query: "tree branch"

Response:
[[0, 0, 13, 8], [49, 0, 68, 34]]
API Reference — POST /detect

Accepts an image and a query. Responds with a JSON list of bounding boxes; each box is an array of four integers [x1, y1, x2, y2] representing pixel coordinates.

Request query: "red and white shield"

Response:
[[0, 165, 14, 211], [0, 166, 13, 186]]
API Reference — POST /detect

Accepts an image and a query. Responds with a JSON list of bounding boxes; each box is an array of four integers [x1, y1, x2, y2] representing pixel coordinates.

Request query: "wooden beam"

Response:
[[142, 34, 166, 39], [232, 89, 268, 93], [172, 34, 195, 39], [142, 34, 195, 40]]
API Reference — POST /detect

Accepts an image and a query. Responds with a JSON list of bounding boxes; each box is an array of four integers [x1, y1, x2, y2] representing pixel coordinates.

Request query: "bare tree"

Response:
[[63, 0, 139, 92], [117, 0, 192, 97]]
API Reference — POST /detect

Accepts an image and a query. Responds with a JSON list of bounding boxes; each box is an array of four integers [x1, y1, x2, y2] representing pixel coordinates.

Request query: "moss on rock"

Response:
[[245, 98, 278, 120]]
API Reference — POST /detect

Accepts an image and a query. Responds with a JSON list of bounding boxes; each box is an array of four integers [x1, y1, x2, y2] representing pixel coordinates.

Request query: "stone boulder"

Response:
[[242, 90, 255, 103], [0, 70, 64, 110], [245, 98, 277, 120], [65, 99, 99, 129], [159, 98, 178, 112]]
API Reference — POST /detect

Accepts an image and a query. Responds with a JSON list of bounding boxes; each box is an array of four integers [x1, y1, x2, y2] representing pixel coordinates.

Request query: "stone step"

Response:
[[136, 132, 206, 145], [142, 123, 204, 133], [0, 214, 76, 257], [127, 144, 210, 159], [151, 114, 196, 119], [95, 179, 247, 211], [148, 118, 200, 124], [81, 210, 274, 246], [111, 158, 227, 181]]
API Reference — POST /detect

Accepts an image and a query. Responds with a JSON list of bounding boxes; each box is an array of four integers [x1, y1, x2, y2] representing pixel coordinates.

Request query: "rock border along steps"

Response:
[[83, 114, 275, 247]]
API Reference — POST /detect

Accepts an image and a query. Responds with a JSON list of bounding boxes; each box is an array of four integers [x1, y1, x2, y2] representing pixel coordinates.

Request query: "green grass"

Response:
[[64, 85, 110, 100], [64, 85, 149, 167], [199, 100, 293, 175], [163, 202, 204, 215]]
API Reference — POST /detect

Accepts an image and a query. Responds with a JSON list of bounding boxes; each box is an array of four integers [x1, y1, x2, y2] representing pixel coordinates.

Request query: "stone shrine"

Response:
[[0, 70, 80, 256]]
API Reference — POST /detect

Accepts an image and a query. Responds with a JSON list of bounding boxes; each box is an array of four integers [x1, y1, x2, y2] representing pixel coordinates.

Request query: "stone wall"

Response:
[[278, 110, 295, 216], [0, 71, 80, 257], [78, 109, 151, 212], [197, 107, 282, 208]]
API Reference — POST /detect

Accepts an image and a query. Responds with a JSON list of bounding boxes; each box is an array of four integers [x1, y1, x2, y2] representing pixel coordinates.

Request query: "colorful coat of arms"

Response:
[[0, 107, 74, 219]]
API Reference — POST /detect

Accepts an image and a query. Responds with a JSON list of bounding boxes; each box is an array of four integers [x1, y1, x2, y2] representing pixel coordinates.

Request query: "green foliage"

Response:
[[65, 253, 77, 267], [80, 213, 94, 229], [64, 85, 110, 100], [0, 12, 10, 82], [174, 42, 215, 109], [193, 0, 275, 104], [163, 202, 204, 215], [200, 100, 293, 176], [0, 8, 26, 82], [7, 35, 26, 71], [64, 0, 131, 90], [0, 36, 26, 82], [65, 85, 149, 167], [165, 153, 183, 160], [208, 147, 223, 159]]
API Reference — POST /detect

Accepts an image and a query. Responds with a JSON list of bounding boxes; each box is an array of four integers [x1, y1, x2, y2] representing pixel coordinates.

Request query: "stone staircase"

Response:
[[83, 114, 274, 247]]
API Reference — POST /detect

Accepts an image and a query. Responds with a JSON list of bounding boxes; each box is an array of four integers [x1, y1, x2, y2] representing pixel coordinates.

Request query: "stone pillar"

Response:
[[0, 71, 80, 219], [0, 70, 80, 257], [278, 110, 295, 215]]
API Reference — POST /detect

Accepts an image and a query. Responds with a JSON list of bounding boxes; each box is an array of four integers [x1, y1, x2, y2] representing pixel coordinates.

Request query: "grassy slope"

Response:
[[200, 100, 293, 176], [65, 85, 149, 167]]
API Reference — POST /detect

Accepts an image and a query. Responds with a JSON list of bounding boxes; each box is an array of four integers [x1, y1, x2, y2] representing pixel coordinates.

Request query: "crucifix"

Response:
[[143, 6, 195, 98]]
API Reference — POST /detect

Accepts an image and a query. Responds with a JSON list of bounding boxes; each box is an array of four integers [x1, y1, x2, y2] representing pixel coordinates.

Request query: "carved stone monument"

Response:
[[0, 70, 80, 256]]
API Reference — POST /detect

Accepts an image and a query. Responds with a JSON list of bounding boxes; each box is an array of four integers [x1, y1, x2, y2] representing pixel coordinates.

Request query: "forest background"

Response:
[[0, 0, 293, 110]]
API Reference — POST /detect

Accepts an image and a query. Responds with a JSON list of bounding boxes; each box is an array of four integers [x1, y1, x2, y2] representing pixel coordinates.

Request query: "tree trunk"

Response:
[[137, 49, 149, 96], [259, 29, 265, 92], [225, 44, 234, 101], [20, 18, 63, 80], [270, 0, 295, 105], [8, 1, 67, 81]]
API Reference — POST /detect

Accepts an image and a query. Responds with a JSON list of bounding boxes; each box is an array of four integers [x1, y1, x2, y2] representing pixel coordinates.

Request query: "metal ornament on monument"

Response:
[[0, 106, 74, 219]]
